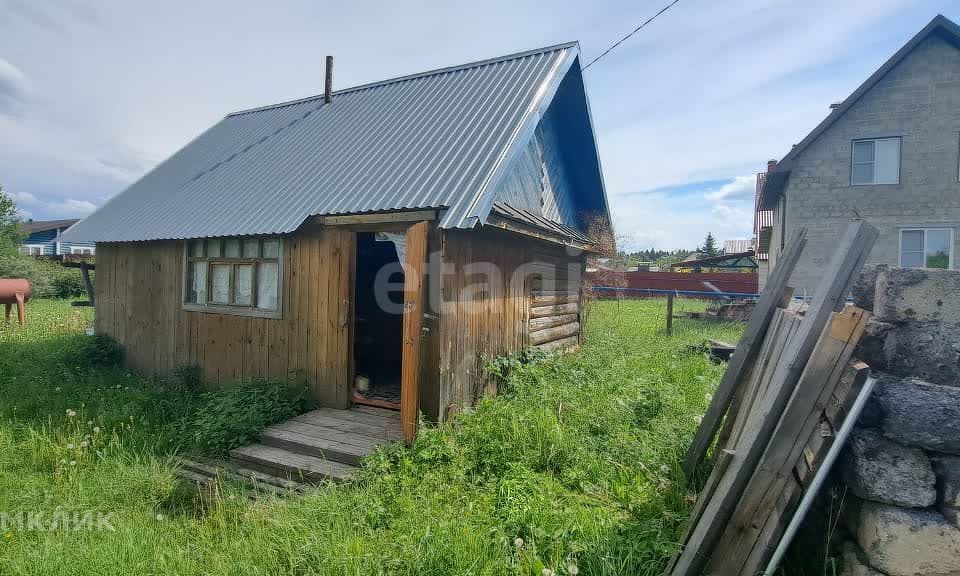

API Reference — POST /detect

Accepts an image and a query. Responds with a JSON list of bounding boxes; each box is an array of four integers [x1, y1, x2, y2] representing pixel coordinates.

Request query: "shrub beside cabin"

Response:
[[63, 44, 610, 441]]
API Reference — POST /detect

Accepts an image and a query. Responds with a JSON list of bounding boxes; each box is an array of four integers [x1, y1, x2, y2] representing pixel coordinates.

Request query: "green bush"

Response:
[[0, 253, 90, 298], [172, 364, 204, 393], [188, 381, 306, 454]]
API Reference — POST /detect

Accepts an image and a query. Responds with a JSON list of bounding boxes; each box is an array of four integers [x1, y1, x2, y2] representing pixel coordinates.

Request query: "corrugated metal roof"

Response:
[[20, 219, 79, 234], [490, 202, 591, 244], [63, 43, 580, 243]]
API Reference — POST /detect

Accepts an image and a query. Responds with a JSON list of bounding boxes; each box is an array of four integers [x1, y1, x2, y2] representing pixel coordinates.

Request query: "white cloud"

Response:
[[0, 56, 30, 115], [704, 175, 756, 203], [44, 198, 96, 217], [3, 187, 96, 218], [10, 190, 38, 205]]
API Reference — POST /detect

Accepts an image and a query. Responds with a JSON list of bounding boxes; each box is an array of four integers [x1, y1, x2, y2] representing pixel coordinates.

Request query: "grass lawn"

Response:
[[0, 298, 742, 575]]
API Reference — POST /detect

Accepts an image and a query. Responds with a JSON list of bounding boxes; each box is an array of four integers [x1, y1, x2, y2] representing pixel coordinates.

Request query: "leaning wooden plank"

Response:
[[745, 312, 868, 516], [680, 450, 736, 552], [824, 360, 870, 426], [708, 307, 870, 574], [682, 229, 808, 477], [529, 322, 580, 345], [726, 313, 802, 449], [763, 369, 878, 576], [798, 362, 869, 486], [669, 220, 877, 576], [666, 451, 736, 573], [734, 477, 803, 576], [530, 302, 578, 318], [716, 310, 788, 452]]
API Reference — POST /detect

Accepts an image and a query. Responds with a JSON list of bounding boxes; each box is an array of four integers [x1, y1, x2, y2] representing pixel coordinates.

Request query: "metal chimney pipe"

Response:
[[324, 56, 333, 104]]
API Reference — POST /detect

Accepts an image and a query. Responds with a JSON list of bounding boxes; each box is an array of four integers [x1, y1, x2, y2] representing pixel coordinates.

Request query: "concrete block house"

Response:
[[62, 44, 610, 448], [757, 15, 960, 294]]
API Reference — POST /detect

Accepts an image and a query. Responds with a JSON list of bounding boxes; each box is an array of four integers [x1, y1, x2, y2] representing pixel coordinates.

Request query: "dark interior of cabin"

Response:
[[353, 232, 405, 409]]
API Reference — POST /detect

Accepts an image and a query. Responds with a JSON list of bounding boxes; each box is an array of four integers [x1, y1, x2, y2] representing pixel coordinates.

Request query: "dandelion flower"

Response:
[[93, 427, 101, 434], [87, 420, 93, 426], [69, 461, 76, 466], [513, 537, 524, 549], [660, 464, 670, 474], [704, 393, 713, 402], [155, 513, 165, 521], [66, 409, 76, 418], [568, 565, 579, 575], [542, 569, 554, 576], [79, 441, 88, 449], [66, 443, 75, 450], [55, 387, 62, 392], [693, 415, 703, 425]]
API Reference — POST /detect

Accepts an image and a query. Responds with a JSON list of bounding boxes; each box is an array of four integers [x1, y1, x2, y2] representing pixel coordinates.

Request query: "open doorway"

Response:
[[352, 231, 405, 410]]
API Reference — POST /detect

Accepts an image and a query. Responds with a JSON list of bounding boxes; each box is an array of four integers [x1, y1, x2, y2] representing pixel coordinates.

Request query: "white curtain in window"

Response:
[[874, 139, 900, 184]]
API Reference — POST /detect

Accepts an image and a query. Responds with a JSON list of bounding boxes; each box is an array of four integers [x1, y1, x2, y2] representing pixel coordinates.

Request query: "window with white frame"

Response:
[[20, 245, 43, 256], [70, 246, 94, 255], [851, 138, 900, 185], [900, 228, 952, 269], [184, 237, 282, 316]]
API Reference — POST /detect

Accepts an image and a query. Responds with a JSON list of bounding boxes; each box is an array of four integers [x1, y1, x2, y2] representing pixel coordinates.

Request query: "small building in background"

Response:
[[722, 238, 752, 255], [755, 165, 775, 291], [18, 219, 94, 257]]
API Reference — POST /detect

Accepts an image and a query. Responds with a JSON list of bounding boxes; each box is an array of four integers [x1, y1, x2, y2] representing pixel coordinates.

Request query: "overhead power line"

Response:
[[582, 0, 681, 70]]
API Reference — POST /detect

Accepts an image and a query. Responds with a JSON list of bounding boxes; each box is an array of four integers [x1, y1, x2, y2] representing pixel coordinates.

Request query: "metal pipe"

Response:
[[763, 375, 879, 576], [590, 286, 761, 299], [324, 56, 334, 104]]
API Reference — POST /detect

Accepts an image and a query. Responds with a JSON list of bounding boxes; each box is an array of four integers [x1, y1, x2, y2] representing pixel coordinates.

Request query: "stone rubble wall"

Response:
[[842, 266, 960, 576]]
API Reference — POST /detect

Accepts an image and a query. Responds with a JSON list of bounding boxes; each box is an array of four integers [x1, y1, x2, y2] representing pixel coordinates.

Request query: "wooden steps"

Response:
[[212, 405, 402, 485], [175, 457, 307, 496], [229, 444, 358, 482]]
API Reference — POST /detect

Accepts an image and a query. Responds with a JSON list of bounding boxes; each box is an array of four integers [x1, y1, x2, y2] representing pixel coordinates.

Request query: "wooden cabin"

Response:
[[63, 43, 610, 442]]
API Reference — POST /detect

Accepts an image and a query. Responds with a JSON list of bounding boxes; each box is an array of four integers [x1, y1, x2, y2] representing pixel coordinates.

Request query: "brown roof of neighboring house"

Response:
[[760, 14, 960, 210], [19, 219, 79, 235]]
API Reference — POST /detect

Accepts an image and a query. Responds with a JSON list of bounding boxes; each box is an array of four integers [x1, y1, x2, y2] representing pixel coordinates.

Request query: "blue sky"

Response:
[[1, 0, 958, 250]]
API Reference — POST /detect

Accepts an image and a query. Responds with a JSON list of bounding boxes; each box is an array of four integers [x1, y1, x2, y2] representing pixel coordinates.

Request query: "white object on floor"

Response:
[[355, 375, 370, 393]]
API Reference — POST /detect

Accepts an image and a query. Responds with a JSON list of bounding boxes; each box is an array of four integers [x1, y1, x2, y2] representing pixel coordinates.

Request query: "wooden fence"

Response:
[[587, 271, 758, 297]]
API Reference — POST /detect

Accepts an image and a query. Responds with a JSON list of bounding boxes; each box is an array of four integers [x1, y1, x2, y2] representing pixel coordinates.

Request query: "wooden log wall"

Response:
[[437, 228, 584, 420], [94, 226, 354, 408]]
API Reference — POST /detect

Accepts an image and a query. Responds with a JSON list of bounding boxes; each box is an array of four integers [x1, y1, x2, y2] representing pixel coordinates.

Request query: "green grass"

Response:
[[0, 298, 742, 575]]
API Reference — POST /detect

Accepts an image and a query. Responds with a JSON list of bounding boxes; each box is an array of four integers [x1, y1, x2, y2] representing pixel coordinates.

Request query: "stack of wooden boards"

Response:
[[667, 221, 879, 576]]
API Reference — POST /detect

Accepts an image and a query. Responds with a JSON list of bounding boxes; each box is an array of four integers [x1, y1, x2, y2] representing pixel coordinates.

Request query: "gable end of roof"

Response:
[[763, 14, 960, 206]]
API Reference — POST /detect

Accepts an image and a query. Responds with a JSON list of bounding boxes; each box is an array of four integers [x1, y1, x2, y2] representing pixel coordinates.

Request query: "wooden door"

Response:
[[400, 221, 429, 443]]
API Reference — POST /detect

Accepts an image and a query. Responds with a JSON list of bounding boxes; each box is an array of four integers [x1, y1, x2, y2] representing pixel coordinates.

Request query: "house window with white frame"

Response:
[[70, 246, 94, 255], [184, 237, 282, 316], [900, 228, 953, 269], [851, 138, 900, 185], [20, 245, 44, 256]]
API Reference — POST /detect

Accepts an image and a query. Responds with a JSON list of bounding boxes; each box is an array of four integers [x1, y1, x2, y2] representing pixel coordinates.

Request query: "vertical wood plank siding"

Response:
[[437, 228, 583, 419], [94, 227, 354, 408]]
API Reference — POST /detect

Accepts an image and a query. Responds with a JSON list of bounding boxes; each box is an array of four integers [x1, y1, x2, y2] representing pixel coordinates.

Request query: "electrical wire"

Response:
[[582, 0, 681, 70]]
